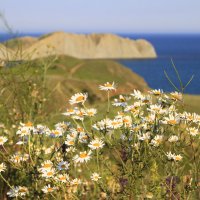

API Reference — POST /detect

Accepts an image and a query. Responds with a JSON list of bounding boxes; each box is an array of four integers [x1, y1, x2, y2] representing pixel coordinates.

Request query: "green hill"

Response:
[[0, 55, 149, 124]]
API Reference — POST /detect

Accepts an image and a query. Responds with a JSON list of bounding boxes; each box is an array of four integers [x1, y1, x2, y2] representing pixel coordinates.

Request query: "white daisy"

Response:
[[187, 127, 199, 136], [91, 172, 101, 182], [70, 178, 82, 186], [73, 151, 92, 163], [168, 135, 179, 142], [42, 184, 57, 193], [149, 89, 163, 96], [151, 135, 163, 147], [55, 174, 69, 183], [88, 138, 105, 150], [170, 92, 182, 101], [7, 186, 28, 197], [99, 82, 116, 91], [86, 108, 97, 117], [69, 93, 88, 105], [50, 129, 63, 138], [41, 168, 56, 179], [39, 160, 53, 172], [57, 161, 70, 171], [0, 136, 8, 145]]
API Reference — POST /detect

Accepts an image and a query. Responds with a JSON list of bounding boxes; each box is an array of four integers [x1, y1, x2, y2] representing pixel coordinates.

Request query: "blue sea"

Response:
[[118, 34, 200, 94], [1, 33, 200, 94]]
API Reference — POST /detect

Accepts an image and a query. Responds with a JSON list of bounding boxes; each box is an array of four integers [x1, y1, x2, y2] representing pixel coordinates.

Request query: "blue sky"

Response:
[[0, 0, 200, 33]]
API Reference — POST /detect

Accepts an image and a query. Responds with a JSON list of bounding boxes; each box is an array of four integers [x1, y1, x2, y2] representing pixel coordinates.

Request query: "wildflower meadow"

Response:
[[0, 81, 200, 199]]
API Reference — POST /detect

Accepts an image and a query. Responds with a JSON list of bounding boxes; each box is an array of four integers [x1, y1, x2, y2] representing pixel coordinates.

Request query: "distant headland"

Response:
[[0, 32, 157, 60]]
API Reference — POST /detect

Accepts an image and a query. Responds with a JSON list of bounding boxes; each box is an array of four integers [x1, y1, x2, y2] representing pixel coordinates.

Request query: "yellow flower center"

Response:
[[123, 119, 129, 123], [25, 122, 33, 127], [19, 188, 27, 193], [43, 163, 52, 168], [105, 83, 112, 87], [76, 96, 85, 102], [79, 152, 87, 158], [53, 131, 60, 135], [47, 188, 53, 192], [68, 141, 74, 145], [15, 156, 20, 161], [47, 171, 53, 176], [154, 92, 161, 95], [168, 120, 177, 125], [93, 143, 100, 147], [60, 176, 66, 181], [112, 121, 119, 126], [88, 112, 94, 116], [175, 156, 182, 161]]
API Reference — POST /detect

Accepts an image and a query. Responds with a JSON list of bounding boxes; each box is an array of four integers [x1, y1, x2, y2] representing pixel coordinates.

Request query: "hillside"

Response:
[[0, 55, 149, 120], [38, 55, 150, 111], [3, 32, 157, 60], [3, 36, 38, 50]]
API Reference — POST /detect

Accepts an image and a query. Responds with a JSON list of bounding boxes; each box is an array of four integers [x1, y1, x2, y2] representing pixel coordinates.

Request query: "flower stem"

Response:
[[107, 91, 110, 113], [0, 173, 13, 189]]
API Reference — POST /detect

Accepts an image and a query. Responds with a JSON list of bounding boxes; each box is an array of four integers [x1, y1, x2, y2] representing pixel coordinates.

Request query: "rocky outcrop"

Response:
[[20, 32, 157, 60]]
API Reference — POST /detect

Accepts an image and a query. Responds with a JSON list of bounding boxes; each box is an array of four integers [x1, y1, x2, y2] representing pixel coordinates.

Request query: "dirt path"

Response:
[[69, 63, 84, 77]]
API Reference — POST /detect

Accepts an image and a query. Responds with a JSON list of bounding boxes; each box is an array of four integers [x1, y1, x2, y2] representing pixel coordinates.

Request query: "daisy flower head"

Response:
[[151, 135, 163, 147], [0, 136, 8, 145], [91, 172, 101, 182], [79, 132, 89, 143], [92, 118, 112, 131], [99, 82, 116, 91], [50, 129, 63, 138], [109, 119, 123, 129], [187, 127, 199, 136], [33, 125, 51, 135], [62, 107, 78, 116], [168, 135, 179, 143], [57, 161, 70, 171], [148, 104, 165, 115], [41, 168, 56, 179], [86, 108, 97, 117], [138, 132, 151, 141], [73, 150, 92, 163], [122, 116, 132, 128], [16, 127, 31, 137], [39, 160, 53, 172], [162, 114, 180, 126], [7, 186, 28, 198], [69, 93, 88, 105], [149, 89, 163, 96], [70, 178, 82, 186], [170, 92, 183, 101], [65, 139, 75, 146], [42, 184, 57, 194], [174, 154, 183, 161], [166, 152, 182, 161], [10, 153, 23, 163], [131, 90, 145, 100], [88, 138, 105, 150], [55, 174, 69, 183], [55, 122, 70, 131], [0, 163, 6, 173], [72, 108, 86, 120]]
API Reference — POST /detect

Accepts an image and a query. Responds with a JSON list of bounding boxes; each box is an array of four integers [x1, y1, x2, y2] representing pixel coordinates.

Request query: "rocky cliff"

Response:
[[19, 32, 157, 60]]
